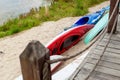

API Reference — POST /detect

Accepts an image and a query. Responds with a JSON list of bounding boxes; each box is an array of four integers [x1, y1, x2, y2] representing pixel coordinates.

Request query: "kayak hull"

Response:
[[46, 24, 94, 55], [84, 13, 109, 44]]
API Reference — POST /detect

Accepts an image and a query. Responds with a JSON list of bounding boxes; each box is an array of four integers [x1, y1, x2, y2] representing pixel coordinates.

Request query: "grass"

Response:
[[0, 0, 107, 38]]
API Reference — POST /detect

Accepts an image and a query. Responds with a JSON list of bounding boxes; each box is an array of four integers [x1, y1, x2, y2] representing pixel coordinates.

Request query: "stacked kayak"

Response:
[[64, 6, 109, 31], [44, 5, 110, 74], [84, 12, 109, 44], [46, 25, 94, 55], [46, 6, 109, 55]]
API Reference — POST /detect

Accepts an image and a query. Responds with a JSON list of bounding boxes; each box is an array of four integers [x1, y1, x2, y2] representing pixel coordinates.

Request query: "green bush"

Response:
[[74, 0, 88, 16]]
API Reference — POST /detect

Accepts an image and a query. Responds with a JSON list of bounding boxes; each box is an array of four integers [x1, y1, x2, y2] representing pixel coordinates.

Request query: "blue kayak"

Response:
[[64, 6, 109, 30], [72, 6, 109, 27]]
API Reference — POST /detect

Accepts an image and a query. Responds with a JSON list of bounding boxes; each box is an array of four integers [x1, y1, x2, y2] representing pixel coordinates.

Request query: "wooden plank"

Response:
[[102, 38, 120, 44], [98, 41, 120, 49], [96, 45, 106, 50], [86, 50, 120, 65], [74, 63, 95, 80], [87, 52, 120, 64], [86, 58, 99, 64], [101, 56, 120, 64], [86, 52, 120, 70], [99, 61, 120, 71], [93, 50, 120, 59], [99, 39, 120, 45], [87, 53, 101, 60], [92, 49, 103, 55], [95, 66, 120, 77], [96, 46, 120, 54], [88, 71, 120, 80], [104, 35, 120, 41], [86, 59, 120, 72], [102, 52, 120, 59], [74, 68, 91, 80], [73, 51, 120, 79], [86, 57, 120, 71]]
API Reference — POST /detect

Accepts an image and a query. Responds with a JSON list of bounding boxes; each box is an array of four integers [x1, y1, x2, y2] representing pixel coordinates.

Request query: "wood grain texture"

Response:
[[73, 14, 120, 80], [20, 40, 51, 80]]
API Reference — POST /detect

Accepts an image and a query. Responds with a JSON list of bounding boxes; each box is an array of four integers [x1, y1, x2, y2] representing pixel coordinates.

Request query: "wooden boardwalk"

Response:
[[72, 16, 120, 80]]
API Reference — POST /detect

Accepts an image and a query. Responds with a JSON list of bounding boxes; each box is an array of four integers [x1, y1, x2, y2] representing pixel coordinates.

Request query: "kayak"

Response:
[[84, 12, 109, 44], [64, 6, 109, 31], [46, 24, 94, 55], [46, 25, 94, 55], [72, 10, 104, 26], [72, 6, 109, 27]]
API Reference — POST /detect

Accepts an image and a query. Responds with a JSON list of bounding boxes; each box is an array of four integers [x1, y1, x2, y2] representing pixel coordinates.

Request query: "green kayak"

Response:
[[84, 12, 109, 44]]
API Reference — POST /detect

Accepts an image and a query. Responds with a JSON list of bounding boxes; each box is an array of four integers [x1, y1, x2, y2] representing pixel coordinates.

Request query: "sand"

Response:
[[0, 1, 109, 80]]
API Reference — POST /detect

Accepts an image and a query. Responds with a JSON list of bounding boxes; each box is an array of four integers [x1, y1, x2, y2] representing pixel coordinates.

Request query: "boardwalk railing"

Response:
[[20, 41, 51, 80], [19, 0, 120, 80], [108, 0, 119, 33]]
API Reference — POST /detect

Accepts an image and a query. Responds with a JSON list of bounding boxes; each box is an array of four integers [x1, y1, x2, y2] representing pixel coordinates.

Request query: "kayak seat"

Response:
[[75, 17, 89, 26]]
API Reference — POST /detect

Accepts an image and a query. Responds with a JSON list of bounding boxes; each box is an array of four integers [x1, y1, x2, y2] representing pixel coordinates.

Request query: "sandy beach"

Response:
[[0, 1, 109, 80]]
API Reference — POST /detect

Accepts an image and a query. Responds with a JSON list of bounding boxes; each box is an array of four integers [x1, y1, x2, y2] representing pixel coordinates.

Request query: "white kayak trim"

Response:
[[52, 50, 90, 80]]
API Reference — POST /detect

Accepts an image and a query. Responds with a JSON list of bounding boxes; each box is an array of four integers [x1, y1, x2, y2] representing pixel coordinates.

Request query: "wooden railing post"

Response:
[[20, 40, 51, 80], [108, 0, 119, 33]]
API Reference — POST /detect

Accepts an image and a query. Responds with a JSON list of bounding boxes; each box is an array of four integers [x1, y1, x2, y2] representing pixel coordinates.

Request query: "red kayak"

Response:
[[46, 24, 94, 55]]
